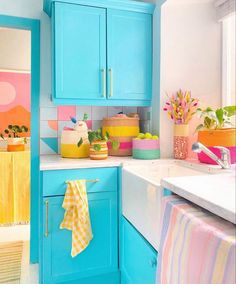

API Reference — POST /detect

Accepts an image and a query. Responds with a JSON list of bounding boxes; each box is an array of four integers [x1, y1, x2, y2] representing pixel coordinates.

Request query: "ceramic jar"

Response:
[[102, 115, 139, 156], [89, 140, 108, 160], [132, 138, 160, 159], [173, 124, 189, 159], [197, 128, 236, 164]]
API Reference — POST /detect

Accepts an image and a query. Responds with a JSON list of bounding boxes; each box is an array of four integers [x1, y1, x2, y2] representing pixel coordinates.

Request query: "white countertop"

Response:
[[161, 172, 236, 224], [40, 155, 145, 170]]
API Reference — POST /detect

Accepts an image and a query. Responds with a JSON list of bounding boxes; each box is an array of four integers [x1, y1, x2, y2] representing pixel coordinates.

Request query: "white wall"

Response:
[[0, 0, 52, 106], [158, 0, 222, 158], [0, 28, 31, 71]]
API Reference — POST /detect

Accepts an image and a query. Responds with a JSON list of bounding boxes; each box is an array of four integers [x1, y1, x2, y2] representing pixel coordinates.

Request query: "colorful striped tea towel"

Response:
[[156, 195, 236, 284], [60, 180, 93, 257]]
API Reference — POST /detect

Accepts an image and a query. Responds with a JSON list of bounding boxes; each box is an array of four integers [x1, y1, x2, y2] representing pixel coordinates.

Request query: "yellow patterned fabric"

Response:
[[60, 180, 93, 257], [0, 151, 30, 225]]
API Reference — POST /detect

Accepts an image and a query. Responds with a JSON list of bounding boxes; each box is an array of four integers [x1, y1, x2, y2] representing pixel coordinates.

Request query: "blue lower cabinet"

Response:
[[40, 192, 119, 284], [121, 217, 157, 284]]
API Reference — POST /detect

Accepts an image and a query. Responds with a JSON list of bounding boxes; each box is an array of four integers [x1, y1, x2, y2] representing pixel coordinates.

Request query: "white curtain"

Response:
[[214, 0, 236, 20]]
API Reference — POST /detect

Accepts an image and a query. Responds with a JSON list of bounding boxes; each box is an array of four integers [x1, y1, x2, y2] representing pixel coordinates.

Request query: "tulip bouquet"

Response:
[[163, 90, 198, 124]]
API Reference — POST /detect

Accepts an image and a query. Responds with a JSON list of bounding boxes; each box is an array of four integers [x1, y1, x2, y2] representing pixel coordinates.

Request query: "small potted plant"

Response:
[[88, 128, 109, 160], [0, 125, 29, 152], [196, 106, 236, 164], [163, 90, 198, 159]]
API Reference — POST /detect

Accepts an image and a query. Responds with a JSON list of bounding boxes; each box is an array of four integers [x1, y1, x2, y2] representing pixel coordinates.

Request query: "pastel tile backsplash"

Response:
[[40, 105, 151, 155]]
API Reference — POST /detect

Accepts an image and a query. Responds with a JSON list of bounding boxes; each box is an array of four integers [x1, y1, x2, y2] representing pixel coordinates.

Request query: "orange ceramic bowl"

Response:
[[7, 144, 25, 152]]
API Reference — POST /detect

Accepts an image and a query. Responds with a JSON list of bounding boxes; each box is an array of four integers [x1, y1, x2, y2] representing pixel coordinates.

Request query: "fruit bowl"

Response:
[[132, 133, 160, 160]]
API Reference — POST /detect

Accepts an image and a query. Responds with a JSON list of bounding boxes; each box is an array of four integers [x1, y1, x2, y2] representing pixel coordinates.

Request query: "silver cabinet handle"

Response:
[[109, 68, 113, 97], [101, 69, 106, 97], [45, 200, 49, 237]]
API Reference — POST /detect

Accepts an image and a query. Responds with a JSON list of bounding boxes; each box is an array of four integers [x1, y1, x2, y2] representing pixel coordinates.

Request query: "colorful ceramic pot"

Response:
[[197, 128, 236, 164], [102, 115, 139, 156], [89, 141, 108, 160], [132, 139, 160, 159], [61, 130, 89, 158], [173, 124, 189, 160], [7, 138, 25, 152]]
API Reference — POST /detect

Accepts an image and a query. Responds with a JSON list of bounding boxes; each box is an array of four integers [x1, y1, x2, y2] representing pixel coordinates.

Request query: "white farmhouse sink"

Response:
[[122, 160, 220, 251]]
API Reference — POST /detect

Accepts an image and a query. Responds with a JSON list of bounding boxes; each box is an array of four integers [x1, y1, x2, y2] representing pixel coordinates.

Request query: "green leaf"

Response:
[[204, 117, 213, 129], [206, 107, 213, 112], [4, 129, 9, 134], [111, 140, 120, 150], [83, 113, 88, 121], [93, 144, 102, 151], [216, 108, 224, 126], [21, 126, 29, 132], [88, 131, 97, 144], [77, 137, 83, 148], [195, 124, 204, 132], [8, 125, 13, 129], [0, 133, 5, 140], [224, 106, 236, 117]]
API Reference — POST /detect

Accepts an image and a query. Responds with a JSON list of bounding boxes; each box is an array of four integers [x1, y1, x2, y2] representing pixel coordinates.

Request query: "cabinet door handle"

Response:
[[149, 257, 157, 268], [109, 68, 113, 97], [45, 200, 49, 237], [101, 69, 106, 97]]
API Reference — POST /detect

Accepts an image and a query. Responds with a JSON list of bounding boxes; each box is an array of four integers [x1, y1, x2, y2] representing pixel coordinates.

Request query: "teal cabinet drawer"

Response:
[[42, 167, 118, 197], [121, 217, 157, 284], [41, 193, 118, 283]]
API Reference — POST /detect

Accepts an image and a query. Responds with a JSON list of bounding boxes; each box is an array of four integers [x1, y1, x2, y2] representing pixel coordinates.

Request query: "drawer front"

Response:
[[42, 167, 118, 197]]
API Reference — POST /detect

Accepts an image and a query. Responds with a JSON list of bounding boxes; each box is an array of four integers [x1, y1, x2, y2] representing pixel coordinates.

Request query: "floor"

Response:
[[0, 225, 38, 284]]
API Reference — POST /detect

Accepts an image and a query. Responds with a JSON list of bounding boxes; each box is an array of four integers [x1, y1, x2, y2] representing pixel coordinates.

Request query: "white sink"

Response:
[[122, 160, 226, 251]]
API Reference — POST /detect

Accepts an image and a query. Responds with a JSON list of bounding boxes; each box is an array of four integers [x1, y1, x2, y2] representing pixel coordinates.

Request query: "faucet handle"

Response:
[[213, 146, 231, 168]]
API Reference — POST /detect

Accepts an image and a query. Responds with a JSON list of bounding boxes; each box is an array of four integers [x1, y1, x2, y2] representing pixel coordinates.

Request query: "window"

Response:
[[222, 13, 235, 106]]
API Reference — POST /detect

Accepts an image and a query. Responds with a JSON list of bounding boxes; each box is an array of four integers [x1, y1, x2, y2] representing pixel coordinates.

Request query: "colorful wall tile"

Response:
[[57, 106, 76, 121], [39, 105, 151, 155]]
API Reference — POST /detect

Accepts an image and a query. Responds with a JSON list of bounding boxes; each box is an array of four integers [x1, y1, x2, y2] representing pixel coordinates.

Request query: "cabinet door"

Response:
[[107, 9, 152, 104], [53, 3, 106, 100], [121, 217, 157, 284], [41, 193, 118, 284]]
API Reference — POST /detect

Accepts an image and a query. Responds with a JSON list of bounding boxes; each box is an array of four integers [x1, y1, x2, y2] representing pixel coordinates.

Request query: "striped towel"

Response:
[[156, 195, 236, 284], [60, 180, 93, 257]]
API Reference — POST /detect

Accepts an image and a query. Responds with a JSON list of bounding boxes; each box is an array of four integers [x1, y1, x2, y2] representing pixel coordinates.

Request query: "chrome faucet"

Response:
[[192, 142, 231, 169]]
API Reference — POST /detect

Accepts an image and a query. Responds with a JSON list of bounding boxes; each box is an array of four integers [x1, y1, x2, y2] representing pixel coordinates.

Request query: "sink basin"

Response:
[[122, 159, 235, 250], [124, 162, 208, 185], [122, 160, 214, 251]]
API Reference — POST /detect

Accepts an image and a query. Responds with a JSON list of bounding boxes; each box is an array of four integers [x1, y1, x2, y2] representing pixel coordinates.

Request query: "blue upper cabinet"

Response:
[[44, 0, 155, 106], [107, 9, 152, 104], [53, 3, 107, 101]]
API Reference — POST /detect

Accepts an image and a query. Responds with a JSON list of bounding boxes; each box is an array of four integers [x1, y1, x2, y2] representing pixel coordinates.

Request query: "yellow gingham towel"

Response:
[[60, 180, 93, 257]]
